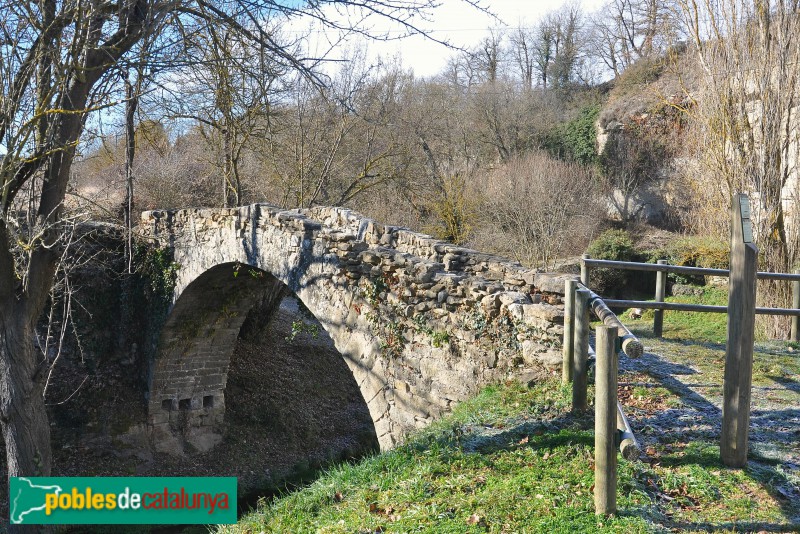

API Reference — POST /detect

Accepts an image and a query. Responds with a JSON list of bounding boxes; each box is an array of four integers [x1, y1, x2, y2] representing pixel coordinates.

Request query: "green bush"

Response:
[[587, 229, 636, 261], [585, 229, 636, 294], [666, 236, 729, 269], [542, 105, 600, 166]]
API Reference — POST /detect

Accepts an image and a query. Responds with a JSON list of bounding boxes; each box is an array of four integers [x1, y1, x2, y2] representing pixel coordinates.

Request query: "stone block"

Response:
[[150, 412, 169, 425], [522, 340, 562, 369], [373, 416, 392, 439], [498, 291, 531, 306], [506, 303, 524, 320], [186, 430, 222, 453], [533, 273, 579, 295], [522, 303, 564, 324]]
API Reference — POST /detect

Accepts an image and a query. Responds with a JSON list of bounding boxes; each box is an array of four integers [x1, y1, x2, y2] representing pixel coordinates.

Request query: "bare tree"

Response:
[[0, 0, 483, 497], [0, 0, 174, 486], [679, 0, 800, 336], [533, 17, 556, 89], [590, 0, 682, 78], [525, 4, 587, 91], [154, 15, 290, 208], [509, 25, 536, 90], [474, 28, 505, 84], [680, 0, 800, 272], [250, 53, 412, 209], [391, 77, 478, 236], [474, 151, 603, 268], [551, 3, 585, 91], [442, 53, 481, 91]]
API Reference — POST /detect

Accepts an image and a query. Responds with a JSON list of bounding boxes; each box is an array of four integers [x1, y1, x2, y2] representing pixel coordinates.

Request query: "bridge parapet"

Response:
[[138, 204, 575, 452], [304, 206, 544, 288]]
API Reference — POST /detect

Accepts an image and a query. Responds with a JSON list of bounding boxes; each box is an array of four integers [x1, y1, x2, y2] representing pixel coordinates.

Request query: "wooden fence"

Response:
[[579, 256, 800, 338], [562, 279, 640, 515], [565, 194, 791, 515], [579, 197, 797, 468]]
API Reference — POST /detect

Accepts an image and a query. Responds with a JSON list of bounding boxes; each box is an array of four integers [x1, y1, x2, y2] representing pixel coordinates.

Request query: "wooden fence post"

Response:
[[581, 254, 590, 287], [572, 288, 590, 412], [595, 325, 618, 516], [792, 269, 800, 342], [653, 260, 668, 338], [563, 279, 578, 384], [722, 193, 757, 468]]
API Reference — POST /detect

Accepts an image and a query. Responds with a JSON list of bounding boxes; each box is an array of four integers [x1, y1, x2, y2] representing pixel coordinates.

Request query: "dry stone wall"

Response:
[[138, 204, 575, 452]]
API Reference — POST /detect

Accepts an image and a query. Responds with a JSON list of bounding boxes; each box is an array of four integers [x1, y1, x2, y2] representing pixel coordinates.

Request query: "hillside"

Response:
[[594, 47, 701, 228]]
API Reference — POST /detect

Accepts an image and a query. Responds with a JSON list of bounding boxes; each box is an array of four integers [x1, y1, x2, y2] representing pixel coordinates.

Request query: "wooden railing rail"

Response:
[[580, 256, 800, 339]]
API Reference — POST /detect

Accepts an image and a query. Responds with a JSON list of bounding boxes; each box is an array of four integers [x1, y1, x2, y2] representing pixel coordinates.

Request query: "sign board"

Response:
[[739, 195, 753, 243]]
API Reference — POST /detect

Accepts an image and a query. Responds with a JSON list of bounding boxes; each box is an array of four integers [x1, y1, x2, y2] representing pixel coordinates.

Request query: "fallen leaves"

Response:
[[466, 513, 489, 528], [368, 502, 401, 522]]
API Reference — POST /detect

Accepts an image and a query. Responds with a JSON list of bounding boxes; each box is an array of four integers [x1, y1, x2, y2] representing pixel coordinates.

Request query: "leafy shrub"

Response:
[[587, 229, 636, 261], [542, 105, 600, 166], [585, 229, 636, 294]]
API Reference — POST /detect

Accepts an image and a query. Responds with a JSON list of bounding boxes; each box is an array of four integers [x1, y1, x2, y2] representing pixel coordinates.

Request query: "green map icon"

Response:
[[10, 477, 63, 524]]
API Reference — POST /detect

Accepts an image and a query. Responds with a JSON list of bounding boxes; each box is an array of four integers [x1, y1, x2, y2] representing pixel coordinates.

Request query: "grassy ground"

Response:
[[622, 285, 729, 343], [617, 285, 800, 531], [221, 379, 798, 533], [221, 380, 657, 533], [220, 285, 800, 533]]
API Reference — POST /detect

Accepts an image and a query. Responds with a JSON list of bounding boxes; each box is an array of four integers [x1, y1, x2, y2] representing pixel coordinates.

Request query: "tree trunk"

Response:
[[0, 309, 52, 479], [223, 125, 235, 208], [125, 72, 138, 274]]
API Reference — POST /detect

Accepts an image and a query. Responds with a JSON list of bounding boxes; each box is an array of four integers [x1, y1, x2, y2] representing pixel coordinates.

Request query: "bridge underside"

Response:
[[148, 262, 285, 452]]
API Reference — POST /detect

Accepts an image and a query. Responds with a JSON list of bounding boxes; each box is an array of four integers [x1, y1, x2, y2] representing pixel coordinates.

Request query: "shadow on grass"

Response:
[[655, 444, 800, 531], [408, 410, 595, 458], [768, 374, 800, 394], [624, 351, 800, 531], [463, 415, 595, 456], [627, 324, 728, 351], [627, 352, 717, 416]]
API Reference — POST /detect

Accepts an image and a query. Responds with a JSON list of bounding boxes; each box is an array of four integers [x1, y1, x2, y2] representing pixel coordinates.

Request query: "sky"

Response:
[[294, 0, 609, 79]]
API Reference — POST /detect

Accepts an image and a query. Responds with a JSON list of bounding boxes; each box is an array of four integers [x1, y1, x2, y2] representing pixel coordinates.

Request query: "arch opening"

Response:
[[148, 262, 378, 460]]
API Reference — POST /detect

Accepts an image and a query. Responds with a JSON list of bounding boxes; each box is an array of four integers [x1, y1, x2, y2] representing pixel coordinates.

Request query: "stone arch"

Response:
[[141, 205, 567, 453], [147, 251, 388, 454]]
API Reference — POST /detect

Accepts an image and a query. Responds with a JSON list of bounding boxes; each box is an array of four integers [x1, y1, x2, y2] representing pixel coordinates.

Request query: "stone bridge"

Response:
[[138, 204, 573, 453]]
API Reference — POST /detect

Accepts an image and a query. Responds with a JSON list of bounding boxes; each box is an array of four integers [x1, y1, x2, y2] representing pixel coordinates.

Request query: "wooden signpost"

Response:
[[721, 193, 757, 468], [563, 279, 577, 384], [653, 259, 668, 337]]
